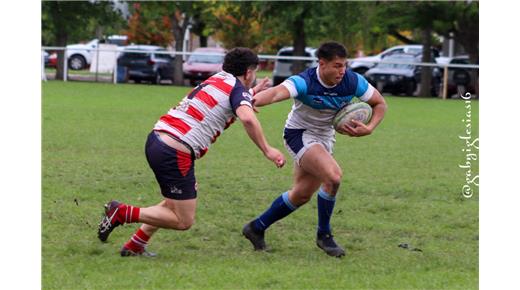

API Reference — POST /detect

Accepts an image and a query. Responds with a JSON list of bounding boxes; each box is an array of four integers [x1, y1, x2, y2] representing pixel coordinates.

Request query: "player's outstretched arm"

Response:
[[252, 84, 291, 107], [251, 77, 271, 95], [236, 105, 286, 168]]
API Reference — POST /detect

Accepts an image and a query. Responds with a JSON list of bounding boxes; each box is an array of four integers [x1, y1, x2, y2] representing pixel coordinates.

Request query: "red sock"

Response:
[[116, 204, 140, 224], [123, 228, 150, 253]]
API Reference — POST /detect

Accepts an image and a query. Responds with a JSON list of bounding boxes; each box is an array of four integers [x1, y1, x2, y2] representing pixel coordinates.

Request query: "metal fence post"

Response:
[[41, 49, 47, 82], [64, 48, 68, 82], [95, 45, 100, 82], [113, 50, 118, 84], [442, 66, 448, 100]]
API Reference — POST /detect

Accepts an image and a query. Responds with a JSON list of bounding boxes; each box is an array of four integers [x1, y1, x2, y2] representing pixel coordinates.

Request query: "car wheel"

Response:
[[431, 78, 441, 97], [68, 55, 86, 70], [153, 72, 162, 85]]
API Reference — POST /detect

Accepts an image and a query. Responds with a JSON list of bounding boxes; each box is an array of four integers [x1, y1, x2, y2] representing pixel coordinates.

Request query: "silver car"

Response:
[[272, 47, 317, 86]]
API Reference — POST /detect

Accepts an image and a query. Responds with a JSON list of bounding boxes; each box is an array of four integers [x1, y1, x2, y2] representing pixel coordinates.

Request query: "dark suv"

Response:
[[364, 54, 442, 96], [118, 45, 174, 84]]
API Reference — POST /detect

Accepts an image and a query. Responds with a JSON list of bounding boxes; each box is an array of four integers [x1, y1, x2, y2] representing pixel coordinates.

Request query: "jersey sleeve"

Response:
[[354, 72, 375, 102], [281, 75, 308, 99], [229, 85, 253, 115]]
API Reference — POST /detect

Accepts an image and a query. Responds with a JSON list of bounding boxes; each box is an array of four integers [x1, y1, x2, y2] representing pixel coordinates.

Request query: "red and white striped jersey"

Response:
[[153, 71, 253, 159]]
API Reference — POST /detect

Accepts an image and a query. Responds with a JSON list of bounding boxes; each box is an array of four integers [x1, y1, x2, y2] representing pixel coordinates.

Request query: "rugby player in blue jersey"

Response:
[[242, 41, 387, 257]]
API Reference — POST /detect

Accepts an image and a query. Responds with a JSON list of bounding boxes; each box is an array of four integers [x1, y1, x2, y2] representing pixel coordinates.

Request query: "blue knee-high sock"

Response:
[[317, 188, 336, 235], [253, 191, 298, 231]]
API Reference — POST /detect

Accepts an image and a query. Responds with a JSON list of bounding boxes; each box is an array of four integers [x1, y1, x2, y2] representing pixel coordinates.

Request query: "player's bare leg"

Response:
[[119, 199, 195, 257], [296, 144, 346, 257], [139, 198, 197, 230], [98, 197, 197, 256], [287, 160, 322, 206]]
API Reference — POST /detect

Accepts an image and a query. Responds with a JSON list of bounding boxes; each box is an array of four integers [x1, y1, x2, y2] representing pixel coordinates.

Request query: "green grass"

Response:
[[256, 69, 273, 79], [42, 81, 478, 289]]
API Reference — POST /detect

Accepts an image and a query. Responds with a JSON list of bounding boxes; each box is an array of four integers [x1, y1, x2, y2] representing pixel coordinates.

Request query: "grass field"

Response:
[[42, 81, 478, 289]]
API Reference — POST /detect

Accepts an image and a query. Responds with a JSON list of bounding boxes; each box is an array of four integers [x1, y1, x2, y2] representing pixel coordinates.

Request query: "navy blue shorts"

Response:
[[145, 131, 197, 200]]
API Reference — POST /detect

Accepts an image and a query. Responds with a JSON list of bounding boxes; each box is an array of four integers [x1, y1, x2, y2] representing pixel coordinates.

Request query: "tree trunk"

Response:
[[55, 34, 67, 81], [171, 9, 188, 86], [50, 2, 67, 80], [291, 13, 306, 75], [419, 27, 432, 97], [455, 26, 478, 98]]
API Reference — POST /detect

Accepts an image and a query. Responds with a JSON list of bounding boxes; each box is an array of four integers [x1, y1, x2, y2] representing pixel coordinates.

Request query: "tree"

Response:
[[42, 1, 126, 80], [204, 1, 265, 50], [442, 1, 479, 96], [257, 2, 325, 74], [125, 2, 173, 46], [373, 2, 453, 97], [125, 2, 206, 85]]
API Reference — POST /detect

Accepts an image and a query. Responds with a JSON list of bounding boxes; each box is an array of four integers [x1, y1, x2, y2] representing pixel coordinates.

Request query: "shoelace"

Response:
[[99, 208, 119, 233]]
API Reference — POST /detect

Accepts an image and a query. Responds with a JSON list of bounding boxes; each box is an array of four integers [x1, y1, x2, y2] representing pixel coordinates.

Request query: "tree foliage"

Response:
[[41, 1, 478, 94], [42, 1, 126, 80]]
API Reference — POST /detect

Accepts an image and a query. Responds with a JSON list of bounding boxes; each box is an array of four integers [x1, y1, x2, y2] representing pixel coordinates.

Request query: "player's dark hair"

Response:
[[222, 47, 259, 77], [316, 41, 348, 61]]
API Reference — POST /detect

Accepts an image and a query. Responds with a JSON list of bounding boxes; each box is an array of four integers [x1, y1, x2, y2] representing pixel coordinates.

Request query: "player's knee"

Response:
[[177, 219, 194, 231], [322, 172, 342, 195], [326, 172, 343, 187]]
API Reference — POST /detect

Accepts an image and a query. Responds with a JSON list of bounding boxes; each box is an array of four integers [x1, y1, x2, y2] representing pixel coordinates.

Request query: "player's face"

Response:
[[320, 57, 347, 86]]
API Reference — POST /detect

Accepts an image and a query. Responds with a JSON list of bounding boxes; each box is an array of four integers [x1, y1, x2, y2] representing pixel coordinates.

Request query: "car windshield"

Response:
[[155, 50, 172, 60], [188, 53, 224, 64], [122, 51, 151, 59]]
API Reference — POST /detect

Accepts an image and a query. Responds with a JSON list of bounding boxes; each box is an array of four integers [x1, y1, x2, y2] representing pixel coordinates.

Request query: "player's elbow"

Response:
[[239, 115, 255, 127]]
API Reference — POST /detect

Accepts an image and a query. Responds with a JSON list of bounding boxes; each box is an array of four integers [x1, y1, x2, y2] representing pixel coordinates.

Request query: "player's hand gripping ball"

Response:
[[333, 102, 372, 134]]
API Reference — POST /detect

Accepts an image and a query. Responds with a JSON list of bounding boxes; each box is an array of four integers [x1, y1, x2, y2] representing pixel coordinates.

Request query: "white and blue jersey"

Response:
[[281, 66, 375, 138]]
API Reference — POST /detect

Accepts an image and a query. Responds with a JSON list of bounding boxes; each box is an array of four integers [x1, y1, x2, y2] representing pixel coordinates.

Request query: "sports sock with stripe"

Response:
[[116, 203, 141, 224], [123, 227, 150, 253], [253, 191, 298, 232]]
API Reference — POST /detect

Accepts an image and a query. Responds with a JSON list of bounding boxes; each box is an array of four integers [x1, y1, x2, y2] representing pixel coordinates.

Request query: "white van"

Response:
[[66, 35, 128, 70]]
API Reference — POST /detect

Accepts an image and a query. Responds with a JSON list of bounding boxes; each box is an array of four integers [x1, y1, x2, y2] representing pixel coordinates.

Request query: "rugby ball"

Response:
[[333, 102, 372, 133]]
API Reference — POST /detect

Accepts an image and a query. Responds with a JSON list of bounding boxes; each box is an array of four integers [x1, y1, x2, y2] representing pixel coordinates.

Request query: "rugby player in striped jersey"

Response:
[[97, 48, 285, 257]]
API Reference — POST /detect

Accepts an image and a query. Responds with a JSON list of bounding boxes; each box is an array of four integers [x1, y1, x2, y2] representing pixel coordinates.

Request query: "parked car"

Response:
[[66, 35, 127, 70], [349, 45, 440, 75], [364, 54, 442, 96], [435, 55, 477, 97], [118, 45, 174, 84], [272, 46, 317, 86], [182, 47, 226, 86], [47, 52, 58, 68]]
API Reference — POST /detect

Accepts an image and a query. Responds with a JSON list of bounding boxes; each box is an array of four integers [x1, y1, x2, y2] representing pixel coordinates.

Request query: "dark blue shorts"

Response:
[[145, 131, 197, 200]]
